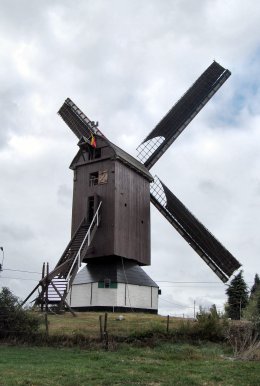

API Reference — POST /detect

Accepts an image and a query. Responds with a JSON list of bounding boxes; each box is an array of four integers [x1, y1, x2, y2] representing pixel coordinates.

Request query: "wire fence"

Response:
[[1, 307, 256, 352], [0, 309, 193, 341], [0, 299, 244, 340]]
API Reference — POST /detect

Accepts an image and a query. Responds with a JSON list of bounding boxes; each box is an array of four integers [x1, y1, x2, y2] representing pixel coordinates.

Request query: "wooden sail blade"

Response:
[[58, 98, 100, 139], [150, 177, 241, 282], [137, 61, 231, 169]]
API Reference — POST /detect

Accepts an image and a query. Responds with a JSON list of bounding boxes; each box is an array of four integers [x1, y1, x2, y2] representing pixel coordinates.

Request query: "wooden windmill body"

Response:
[[68, 136, 157, 312], [71, 136, 152, 265], [24, 61, 241, 313]]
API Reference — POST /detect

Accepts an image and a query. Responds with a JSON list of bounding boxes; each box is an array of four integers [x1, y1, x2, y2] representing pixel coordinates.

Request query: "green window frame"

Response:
[[98, 281, 118, 289]]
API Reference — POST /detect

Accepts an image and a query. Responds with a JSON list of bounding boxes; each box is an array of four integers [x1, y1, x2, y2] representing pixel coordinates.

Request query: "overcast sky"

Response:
[[1, 0, 260, 316]]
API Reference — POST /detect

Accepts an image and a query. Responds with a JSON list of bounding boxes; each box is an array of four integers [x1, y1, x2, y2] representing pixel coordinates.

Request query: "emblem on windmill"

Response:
[[24, 61, 241, 313]]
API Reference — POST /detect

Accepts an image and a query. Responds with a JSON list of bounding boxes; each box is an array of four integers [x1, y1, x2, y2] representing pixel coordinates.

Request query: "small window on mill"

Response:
[[89, 172, 99, 186], [98, 280, 118, 289], [104, 278, 111, 288], [89, 171, 108, 186], [94, 148, 101, 159]]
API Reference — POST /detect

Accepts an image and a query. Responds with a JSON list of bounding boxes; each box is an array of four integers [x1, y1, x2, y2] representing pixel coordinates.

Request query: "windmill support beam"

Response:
[[22, 203, 102, 310], [50, 281, 76, 317], [20, 282, 41, 307]]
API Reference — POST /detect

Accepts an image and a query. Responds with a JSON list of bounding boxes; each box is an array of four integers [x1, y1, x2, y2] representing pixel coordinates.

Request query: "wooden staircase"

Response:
[[55, 218, 91, 278], [21, 202, 102, 312]]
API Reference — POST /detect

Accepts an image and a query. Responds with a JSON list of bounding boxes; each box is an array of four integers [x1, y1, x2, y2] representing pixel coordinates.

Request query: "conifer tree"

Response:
[[243, 273, 260, 322], [226, 270, 248, 320], [250, 273, 260, 298], [257, 292, 260, 315]]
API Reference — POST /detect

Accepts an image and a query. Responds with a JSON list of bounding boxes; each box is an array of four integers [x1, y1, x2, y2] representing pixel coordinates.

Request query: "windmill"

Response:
[[23, 61, 241, 313]]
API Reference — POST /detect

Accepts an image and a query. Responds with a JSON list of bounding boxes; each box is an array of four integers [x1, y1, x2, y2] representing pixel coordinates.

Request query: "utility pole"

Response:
[[194, 300, 196, 319], [0, 247, 4, 272]]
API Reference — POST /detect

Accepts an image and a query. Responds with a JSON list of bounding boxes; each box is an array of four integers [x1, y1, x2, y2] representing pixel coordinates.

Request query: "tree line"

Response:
[[226, 270, 260, 322]]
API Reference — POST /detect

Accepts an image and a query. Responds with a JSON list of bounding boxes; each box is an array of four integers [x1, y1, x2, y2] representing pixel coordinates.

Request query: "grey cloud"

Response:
[[0, 223, 34, 241], [57, 184, 72, 205], [0, 96, 18, 147]]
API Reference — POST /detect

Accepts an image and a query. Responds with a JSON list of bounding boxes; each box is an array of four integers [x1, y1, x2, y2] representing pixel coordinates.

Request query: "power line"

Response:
[[3, 268, 41, 274], [156, 280, 254, 284], [0, 276, 38, 281], [159, 297, 192, 309], [158, 285, 226, 288], [157, 281, 226, 284]]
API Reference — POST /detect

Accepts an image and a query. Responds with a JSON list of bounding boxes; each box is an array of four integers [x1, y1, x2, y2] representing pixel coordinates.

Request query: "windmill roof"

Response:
[[70, 134, 153, 182], [73, 260, 158, 287], [107, 138, 153, 182]]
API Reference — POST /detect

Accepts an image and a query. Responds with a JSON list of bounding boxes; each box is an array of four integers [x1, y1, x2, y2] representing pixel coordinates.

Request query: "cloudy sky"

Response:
[[1, 0, 260, 316]]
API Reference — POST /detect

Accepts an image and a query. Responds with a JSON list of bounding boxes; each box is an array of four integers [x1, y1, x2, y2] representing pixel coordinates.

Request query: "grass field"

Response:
[[40, 312, 184, 338], [1, 343, 260, 386], [1, 312, 260, 385]]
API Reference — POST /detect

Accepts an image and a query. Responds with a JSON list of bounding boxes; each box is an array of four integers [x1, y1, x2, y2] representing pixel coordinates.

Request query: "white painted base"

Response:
[[68, 282, 158, 311]]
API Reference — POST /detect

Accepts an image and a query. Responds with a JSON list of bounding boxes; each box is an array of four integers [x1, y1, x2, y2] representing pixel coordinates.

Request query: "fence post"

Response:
[[104, 313, 108, 333], [46, 262, 49, 313], [104, 313, 108, 350], [166, 315, 170, 333], [41, 263, 45, 312], [45, 313, 49, 336], [99, 315, 103, 341]]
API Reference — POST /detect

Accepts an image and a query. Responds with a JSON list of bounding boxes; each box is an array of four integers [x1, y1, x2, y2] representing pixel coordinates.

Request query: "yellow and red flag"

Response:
[[90, 134, 96, 148]]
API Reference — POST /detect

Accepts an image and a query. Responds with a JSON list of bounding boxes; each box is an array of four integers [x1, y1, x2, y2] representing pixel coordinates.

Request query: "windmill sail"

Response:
[[58, 98, 102, 139], [137, 61, 231, 170], [150, 177, 241, 282]]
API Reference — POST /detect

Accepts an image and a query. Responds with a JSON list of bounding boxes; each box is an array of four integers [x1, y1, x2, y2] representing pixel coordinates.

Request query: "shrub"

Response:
[[0, 287, 41, 338], [225, 322, 260, 360], [194, 306, 227, 341], [171, 307, 227, 343]]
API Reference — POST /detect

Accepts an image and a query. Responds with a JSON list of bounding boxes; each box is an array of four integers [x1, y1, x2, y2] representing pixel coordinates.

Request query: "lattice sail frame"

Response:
[[136, 136, 165, 164], [58, 98, 104, 140], [150, 177, 241, 283], [137, 61, 231, 169]]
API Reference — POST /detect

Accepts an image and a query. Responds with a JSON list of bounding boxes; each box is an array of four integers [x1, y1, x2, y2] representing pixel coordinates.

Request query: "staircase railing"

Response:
[[21, 201, 102, 312], [65, 201, 102, 285]]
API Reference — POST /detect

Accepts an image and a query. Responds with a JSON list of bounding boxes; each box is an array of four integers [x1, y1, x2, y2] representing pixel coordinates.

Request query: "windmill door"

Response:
[[87, 194, 100, 223]]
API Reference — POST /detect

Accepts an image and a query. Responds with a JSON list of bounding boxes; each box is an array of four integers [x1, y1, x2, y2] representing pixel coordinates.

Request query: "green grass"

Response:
[[39, 312, 185, 338], [0, 343, 260, 386], [1, 312, 259, 384]]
